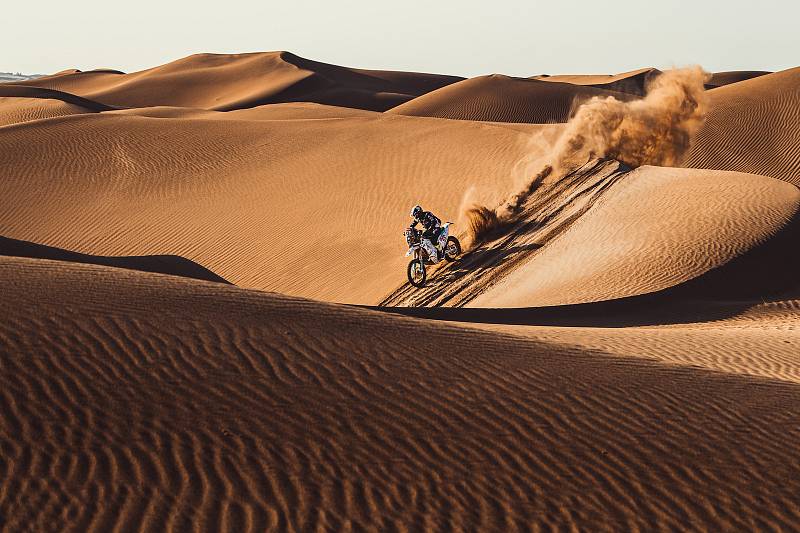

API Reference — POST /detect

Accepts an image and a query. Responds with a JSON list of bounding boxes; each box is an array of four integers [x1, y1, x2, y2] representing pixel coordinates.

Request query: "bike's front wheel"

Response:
[[444, 236, 462, 262], [407, 259, 427, 287]]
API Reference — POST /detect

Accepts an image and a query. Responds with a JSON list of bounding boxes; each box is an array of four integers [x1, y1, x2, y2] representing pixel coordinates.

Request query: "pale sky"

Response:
[[4, 0, 798, 77]]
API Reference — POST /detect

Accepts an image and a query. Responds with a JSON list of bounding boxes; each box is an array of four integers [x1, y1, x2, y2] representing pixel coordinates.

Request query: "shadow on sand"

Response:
[[0, 235, 231, 284]]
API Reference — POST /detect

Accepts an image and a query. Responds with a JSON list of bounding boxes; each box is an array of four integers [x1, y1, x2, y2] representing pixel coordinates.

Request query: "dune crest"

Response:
[[706, 70, 771, 88], [9, 51, 462, 112], [531, 67, 660, 96], [0, 85, 115, 126]]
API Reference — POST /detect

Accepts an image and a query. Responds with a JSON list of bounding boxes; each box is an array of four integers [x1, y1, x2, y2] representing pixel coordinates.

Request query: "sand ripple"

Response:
[[1, 257, 799, 531]]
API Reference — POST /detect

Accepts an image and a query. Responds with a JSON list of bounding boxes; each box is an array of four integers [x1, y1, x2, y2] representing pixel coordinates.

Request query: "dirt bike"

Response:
[[404, 222, 461, 287]]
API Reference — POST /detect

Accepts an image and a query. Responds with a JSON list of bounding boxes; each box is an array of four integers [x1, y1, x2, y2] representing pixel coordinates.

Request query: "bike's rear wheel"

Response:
[[407, 259, 427, 287], [444, 236, 461, 262]]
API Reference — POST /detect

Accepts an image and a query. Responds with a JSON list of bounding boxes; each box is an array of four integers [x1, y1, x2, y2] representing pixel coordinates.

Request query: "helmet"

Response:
[[410, 205, 423, 219]]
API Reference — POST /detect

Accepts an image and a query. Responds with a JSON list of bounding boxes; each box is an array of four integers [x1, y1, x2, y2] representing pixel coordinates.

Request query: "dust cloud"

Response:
[[463, 66, 709, 247]]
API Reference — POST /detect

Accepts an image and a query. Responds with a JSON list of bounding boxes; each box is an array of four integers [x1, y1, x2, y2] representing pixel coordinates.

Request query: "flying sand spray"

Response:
[[462, 66, 710, 247]]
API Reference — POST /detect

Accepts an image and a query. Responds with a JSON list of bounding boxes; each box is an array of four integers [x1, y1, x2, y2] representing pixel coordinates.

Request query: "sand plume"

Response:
[[552, 66, 708, 169], [463, 166, 552, 246], [464, 67, 709, 246], [464, 204, 506, 245]]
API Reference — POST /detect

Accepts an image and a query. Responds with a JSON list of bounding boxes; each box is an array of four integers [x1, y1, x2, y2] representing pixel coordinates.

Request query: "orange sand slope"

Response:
[[471, 166, 800, 307], [2, 255, 799, 531], [0, 85, 113, 127], [687, 67, 800, 184], [380, 160, 800, 310], [0, 107, 534, 303], [8, 52, 462, 112], [388, 75, 634, 123], [2, 102, 796, 308], [487, 305, 800, 383], [706, 70, 771, 88], [530, 67, 660, 96]]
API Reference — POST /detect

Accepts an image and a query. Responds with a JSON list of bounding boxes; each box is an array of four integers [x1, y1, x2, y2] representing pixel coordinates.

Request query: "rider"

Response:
[[410, 205, 443, 261]]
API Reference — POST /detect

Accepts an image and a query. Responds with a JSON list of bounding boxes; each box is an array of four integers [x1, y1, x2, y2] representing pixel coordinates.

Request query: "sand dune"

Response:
[[9, 52, 462, 112], [686, 67, 800, 184], [2, 255, 799, 531], [388, 75, 635, 123], [3, 97, 792, 309], [108, 102, 379, 121], [381, 286, 800, 382], [3, 50, 800, 530], [531, 67, 659, 96], [706, 70, 771, 88], [0, 108, 532, 303], [0, 97, 90, 127], [471, 165, 799, 307], [0, 84, 117, 112], [0, 235, 229, 283], [381, 161, 799, 308], [531, 69, 768, 94]]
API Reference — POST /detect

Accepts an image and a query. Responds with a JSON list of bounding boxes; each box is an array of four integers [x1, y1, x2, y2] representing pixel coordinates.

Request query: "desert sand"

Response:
[[9, 52, 461, 112], [686, 67, 800, 184], [530, 67, 659, 96], [389, 74, 635, 123], [1, 52, 799, 531]]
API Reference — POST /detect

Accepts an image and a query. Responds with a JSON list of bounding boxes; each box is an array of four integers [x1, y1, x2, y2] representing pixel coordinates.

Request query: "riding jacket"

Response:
[[411, 211, 442, 237]]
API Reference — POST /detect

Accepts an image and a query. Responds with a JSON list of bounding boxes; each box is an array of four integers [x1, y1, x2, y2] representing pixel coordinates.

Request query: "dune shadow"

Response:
[[372, 292, 758, 328], [0, 85, 118, 113], [0, 235, 231, 284]]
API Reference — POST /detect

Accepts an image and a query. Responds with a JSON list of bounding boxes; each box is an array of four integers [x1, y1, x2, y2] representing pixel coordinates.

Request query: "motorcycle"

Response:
[[404, 222, 462, 287]]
